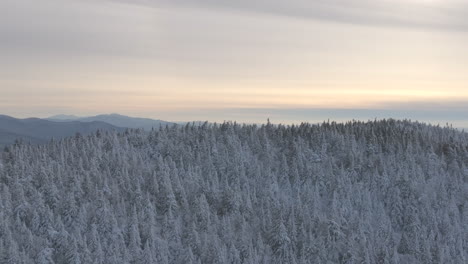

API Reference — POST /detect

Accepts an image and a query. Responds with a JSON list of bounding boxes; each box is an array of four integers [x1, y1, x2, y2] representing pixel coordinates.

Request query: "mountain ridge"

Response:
[[0, 115, 125, 148], [47, 113, 174, 130]]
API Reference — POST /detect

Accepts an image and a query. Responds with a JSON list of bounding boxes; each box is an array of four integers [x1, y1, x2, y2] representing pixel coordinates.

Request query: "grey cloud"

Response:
[[0, 0, 162, 58], [117, 0, 468, 31]]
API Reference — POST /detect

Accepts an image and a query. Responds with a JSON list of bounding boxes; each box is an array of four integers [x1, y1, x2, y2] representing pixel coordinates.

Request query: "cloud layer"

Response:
[[123, 0, 468, 31], [1, 0, 467, 125]]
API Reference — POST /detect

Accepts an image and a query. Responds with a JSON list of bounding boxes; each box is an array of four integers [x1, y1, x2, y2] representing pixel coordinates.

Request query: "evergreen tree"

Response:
[[0, 120, 466, 263]]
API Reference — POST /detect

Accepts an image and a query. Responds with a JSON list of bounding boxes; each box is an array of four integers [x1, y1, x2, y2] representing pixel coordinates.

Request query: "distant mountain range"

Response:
[[0, 115, 124, 148], [47, 113, 173, 130], [0, 114, 174, 148]]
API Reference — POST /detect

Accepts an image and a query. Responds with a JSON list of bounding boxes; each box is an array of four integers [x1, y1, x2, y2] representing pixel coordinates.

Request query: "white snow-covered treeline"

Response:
[[0, 119, 467, 263]]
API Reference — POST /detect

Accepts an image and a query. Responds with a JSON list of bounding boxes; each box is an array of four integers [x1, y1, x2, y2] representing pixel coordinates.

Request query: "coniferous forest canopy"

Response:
[[0, 120, 467, 264]]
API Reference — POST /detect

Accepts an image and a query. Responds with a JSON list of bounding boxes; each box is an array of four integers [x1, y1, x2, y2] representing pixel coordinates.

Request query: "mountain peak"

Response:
[[46, 113, 174, 130]]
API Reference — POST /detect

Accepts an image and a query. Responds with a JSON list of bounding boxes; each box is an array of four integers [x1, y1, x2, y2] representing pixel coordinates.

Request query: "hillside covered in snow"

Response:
[[0, 120, 467, 263]]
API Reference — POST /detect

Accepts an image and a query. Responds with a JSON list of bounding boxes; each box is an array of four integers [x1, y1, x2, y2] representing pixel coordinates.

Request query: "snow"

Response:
[[0, 119, 466, 263]]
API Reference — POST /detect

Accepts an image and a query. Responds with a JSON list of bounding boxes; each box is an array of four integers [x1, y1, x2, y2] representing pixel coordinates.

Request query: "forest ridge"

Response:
[[0, 120, 467, 263]]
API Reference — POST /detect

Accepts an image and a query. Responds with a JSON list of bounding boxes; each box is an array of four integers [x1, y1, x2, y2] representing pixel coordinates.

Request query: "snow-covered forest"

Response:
[[0, 120, 467, 263]]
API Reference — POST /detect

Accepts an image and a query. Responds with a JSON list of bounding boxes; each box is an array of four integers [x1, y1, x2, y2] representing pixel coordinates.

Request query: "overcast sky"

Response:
[[1, 0, 467, 126]]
